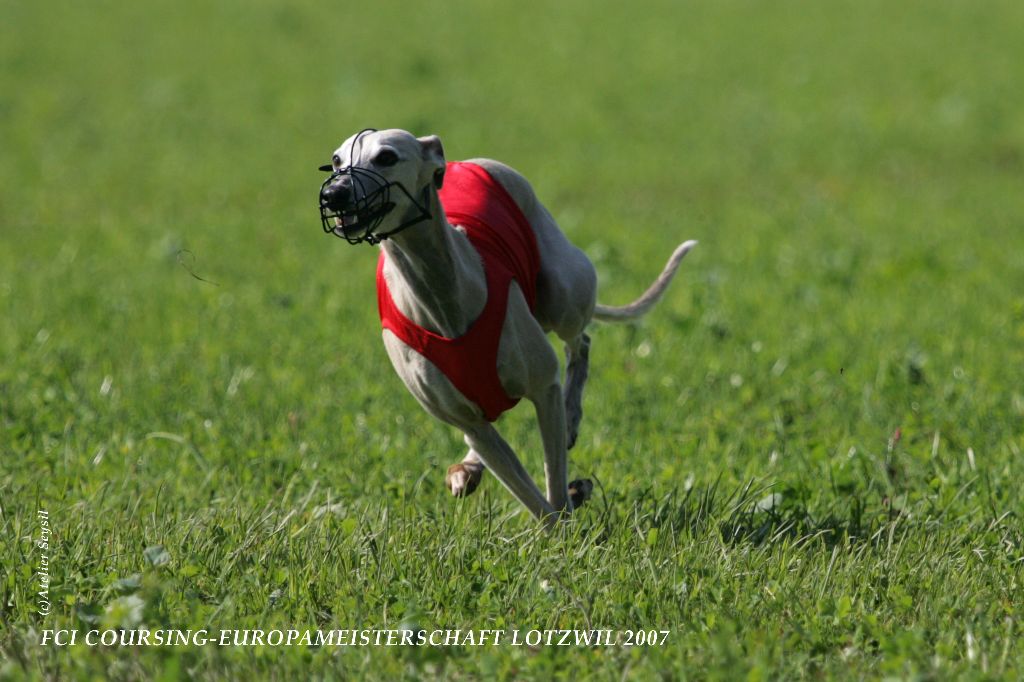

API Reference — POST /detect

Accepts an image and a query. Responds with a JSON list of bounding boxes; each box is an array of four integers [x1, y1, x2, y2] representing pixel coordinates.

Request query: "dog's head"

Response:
[[318, 128, 446, 244]]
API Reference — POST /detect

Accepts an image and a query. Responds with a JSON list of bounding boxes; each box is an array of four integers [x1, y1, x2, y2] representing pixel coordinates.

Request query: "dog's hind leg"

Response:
[[562, 332, 590, 450], [446, 448, 485, 497]]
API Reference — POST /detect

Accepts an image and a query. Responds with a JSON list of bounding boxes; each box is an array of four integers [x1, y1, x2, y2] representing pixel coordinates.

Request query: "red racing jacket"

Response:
[[376, 161, 541, 421]]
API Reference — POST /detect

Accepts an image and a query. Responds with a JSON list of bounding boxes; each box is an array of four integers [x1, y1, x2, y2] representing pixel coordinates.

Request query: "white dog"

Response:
[[319, 128, 696, 525]]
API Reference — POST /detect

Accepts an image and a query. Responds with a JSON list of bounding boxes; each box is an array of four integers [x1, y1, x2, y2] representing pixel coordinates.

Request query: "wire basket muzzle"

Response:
[[319, 166, 395, 244]]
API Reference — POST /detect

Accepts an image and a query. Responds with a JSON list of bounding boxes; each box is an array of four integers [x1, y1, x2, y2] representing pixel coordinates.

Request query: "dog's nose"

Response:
[[320, 181, 352, 210]]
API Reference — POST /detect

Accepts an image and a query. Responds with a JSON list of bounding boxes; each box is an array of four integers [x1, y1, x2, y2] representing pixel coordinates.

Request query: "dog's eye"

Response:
[[374, 149, 399, 167]]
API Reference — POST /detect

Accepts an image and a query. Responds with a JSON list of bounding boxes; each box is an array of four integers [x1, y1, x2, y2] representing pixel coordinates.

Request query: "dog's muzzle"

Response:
[[318, 166, 431, 245]]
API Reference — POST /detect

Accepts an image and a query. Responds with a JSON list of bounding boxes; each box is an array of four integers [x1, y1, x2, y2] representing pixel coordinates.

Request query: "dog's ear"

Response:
[[418, 135, 446, 189]]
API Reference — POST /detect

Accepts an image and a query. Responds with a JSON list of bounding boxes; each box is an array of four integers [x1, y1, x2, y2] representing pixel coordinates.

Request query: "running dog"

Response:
[[318, 128, 696, 525]]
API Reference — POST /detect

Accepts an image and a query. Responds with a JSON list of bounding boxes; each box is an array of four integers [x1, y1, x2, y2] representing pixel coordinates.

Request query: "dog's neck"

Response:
[[379, 190, 486, 337]]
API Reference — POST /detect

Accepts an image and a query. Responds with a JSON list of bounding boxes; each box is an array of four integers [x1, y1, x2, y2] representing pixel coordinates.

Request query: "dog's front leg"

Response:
[[535, 380, 595, 512], [463, 424, 556, 523], [531, 383, 571, 512]]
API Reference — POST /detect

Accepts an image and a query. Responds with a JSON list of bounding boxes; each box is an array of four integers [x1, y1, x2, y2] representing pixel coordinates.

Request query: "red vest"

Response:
[[377, 162, 541, 421]]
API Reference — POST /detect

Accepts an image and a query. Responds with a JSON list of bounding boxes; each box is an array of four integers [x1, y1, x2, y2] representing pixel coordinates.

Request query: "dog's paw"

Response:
[[568, 479, 593, 510], [445, 463, 484, 497]]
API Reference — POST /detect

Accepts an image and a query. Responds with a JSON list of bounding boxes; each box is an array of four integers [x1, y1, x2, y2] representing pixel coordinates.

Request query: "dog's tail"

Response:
[[592, 240, 697, 323]]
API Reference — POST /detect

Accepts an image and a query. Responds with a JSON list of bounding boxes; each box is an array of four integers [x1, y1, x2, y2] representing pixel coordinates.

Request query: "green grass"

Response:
[[2, 0, 1023, 678]]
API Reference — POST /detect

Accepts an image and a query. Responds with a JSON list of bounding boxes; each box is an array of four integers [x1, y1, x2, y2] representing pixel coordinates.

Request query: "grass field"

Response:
[[2, 0, 1024, 678]]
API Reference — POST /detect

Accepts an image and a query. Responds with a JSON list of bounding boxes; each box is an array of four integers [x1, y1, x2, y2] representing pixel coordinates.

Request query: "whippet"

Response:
[[318, 128, 696, 525]]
